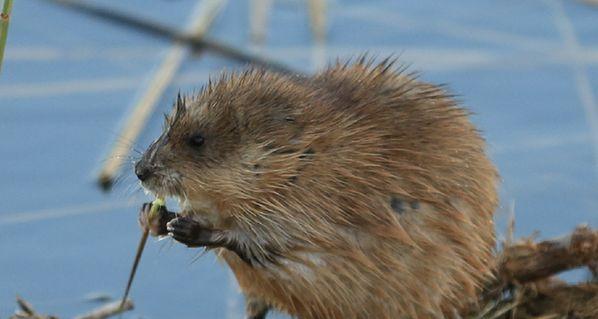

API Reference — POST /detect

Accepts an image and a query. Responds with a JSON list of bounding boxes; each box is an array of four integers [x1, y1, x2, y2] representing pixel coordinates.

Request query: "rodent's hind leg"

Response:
[[138, 202, 176, 237], [245, 295, 270, 319]]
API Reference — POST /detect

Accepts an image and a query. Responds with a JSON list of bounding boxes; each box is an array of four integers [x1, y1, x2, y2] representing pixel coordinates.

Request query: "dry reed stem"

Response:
[[0, 0, 13, 73]]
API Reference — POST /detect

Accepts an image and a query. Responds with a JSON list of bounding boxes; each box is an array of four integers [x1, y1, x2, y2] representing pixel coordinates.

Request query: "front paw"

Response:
[[138, 202, 175, 237], [166, 216, 215, 247]]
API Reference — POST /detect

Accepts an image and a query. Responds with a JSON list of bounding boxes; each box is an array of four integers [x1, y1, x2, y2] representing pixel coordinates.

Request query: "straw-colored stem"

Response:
[[119, 198, 165, 311], [96, 0, 226, 190], [0, 0, 13, 73]]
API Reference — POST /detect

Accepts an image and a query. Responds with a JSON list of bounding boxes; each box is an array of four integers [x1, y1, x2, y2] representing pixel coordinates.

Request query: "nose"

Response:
[[135, 161, 152, 181]]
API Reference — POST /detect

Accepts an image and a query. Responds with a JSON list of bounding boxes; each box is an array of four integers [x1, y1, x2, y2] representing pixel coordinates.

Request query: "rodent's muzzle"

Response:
[[135, 160, 152, 182], [136, 137, 165, 182]]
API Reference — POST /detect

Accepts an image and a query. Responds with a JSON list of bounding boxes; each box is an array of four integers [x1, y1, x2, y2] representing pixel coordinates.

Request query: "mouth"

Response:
[[138, 170, 184, 205], [140, 183, 184, 207]]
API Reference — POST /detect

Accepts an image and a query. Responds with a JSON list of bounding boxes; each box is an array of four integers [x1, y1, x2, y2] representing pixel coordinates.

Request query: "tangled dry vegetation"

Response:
[[467, 225, 598, 319], [10, 298, 133, 319], [10, 226, 598, 319]]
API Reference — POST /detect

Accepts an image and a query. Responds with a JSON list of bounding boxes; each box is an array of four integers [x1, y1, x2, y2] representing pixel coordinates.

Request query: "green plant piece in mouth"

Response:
[[148, 197, 166, 220]]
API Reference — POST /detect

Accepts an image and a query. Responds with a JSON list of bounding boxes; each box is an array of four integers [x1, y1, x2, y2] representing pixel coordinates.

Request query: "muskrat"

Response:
[[135, 57, 499, 319]]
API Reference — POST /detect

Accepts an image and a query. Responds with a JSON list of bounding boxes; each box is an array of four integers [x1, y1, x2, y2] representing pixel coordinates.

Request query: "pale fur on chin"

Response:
[[140, 176, 224, 229], [180, 197, 224, 227], [139, 169, 183, 199]]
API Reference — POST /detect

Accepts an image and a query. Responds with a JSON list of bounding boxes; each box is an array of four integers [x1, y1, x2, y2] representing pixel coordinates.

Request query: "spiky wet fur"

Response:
[[149, 57, 499, 318]]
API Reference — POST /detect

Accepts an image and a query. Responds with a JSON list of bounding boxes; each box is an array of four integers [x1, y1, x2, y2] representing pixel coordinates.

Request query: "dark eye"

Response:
[[188, 133, 205, 147]]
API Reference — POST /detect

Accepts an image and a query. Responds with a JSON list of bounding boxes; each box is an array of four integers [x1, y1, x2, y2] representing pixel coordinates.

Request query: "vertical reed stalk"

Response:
[[0, 0, 13, 73]]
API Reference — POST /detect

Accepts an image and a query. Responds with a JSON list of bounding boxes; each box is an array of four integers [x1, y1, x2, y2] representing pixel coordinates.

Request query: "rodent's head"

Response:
[[134, 92, 235, 202], [135, 71, 305, 208]]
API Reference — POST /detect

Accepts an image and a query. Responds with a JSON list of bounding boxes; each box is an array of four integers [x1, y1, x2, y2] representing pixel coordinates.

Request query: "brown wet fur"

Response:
[[156, 57, 499, 318]]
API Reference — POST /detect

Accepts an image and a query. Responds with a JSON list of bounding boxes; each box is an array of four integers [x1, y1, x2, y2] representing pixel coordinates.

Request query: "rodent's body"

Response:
[[137, 58, 498, 318]]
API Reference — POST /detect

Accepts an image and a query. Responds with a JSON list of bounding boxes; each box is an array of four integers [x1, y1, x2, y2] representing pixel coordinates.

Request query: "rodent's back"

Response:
[[207, 59, 498, 318]]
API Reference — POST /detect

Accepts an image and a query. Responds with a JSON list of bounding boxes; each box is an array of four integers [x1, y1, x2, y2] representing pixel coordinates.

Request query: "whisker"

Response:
[[190, 248, 210, 265]]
